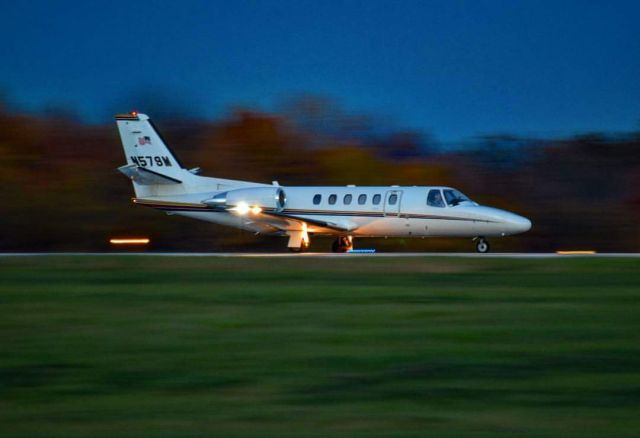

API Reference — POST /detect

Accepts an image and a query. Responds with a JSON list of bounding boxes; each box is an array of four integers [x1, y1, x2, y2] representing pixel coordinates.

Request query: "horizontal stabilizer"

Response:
[[118, 164, 182, 185]]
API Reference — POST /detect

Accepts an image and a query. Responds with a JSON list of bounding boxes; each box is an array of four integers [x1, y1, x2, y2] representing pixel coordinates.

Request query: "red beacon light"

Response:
[[130, 111, 138, 117]]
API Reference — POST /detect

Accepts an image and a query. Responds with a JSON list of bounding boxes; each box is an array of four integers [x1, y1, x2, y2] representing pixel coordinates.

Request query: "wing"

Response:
[[261, 210, 359, 233]]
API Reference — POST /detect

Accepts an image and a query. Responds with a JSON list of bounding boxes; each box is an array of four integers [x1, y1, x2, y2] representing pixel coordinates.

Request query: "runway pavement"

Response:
[[2, 252, 640, 258]]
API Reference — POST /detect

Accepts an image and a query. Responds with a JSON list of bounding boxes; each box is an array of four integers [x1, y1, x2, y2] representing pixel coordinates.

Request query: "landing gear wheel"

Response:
[[475, 238, 490, 253], [289, 239, 310, 253], [331, 236, 353, 253]]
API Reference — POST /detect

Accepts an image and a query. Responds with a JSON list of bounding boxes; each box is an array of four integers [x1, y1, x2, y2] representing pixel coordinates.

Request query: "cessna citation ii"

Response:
[[116, 112, 531, 253]]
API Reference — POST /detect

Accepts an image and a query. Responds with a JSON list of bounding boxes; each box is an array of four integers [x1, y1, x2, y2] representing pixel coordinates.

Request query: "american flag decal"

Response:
[[137, 136, 151, 146]]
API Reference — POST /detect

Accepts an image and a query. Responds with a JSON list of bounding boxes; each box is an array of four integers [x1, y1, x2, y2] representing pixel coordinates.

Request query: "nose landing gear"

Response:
[[474, 237, 490, 253], [332, 236, 353, 253]]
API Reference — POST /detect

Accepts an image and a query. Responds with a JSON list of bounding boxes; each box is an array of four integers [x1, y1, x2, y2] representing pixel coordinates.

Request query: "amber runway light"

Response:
[[109, 238, 150, 245]]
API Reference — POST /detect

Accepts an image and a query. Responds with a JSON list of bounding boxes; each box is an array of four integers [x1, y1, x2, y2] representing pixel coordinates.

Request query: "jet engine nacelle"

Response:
[[203, 187, 286, 212]]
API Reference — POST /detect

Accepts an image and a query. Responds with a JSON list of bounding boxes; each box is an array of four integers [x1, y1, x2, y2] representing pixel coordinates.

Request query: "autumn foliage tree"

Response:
[[1, 98, 639, 252]]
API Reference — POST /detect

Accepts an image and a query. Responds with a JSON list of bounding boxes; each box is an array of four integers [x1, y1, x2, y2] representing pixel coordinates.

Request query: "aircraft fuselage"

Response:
[[117, 112, 532, 252]]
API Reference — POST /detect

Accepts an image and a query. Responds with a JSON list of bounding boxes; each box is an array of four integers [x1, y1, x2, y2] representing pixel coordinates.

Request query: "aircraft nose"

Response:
[[506, 214, 532, 234]]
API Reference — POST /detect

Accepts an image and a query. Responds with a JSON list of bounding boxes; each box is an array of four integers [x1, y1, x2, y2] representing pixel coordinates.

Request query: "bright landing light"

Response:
[[234, 201, 251, 215], [231, 202, 262, 215]]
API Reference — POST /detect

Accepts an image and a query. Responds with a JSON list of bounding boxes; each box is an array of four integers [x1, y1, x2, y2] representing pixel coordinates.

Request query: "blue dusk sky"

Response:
[[1, 0, 639, 142]]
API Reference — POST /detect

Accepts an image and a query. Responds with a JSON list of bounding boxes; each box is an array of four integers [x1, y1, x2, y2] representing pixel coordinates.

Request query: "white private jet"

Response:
[[116, 112, 531, 252]]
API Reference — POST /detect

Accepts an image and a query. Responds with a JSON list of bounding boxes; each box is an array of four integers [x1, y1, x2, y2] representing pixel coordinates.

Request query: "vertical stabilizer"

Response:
[[115, 112, 265, 198], [115, 112, 185, 181]]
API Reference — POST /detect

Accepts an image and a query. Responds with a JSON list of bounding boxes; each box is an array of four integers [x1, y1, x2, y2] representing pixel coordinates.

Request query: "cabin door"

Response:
[[383, 190, 402, 217]]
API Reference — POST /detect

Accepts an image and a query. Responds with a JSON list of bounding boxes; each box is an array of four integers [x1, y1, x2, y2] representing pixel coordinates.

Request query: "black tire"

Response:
[[331, 238, 351, 253], [476, 239, 490, 253], [290, 240, 310, 253]]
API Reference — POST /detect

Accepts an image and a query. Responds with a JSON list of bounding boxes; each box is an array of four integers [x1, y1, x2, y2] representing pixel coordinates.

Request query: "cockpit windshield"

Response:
[[443, 189, 472, 206], [427, 189, 445, 208]]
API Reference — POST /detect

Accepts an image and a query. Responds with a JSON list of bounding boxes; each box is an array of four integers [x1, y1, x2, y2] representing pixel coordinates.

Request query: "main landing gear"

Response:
[[474, 237, 490, 253], [288, 233, 353, 253], [289, 238, 310, 253], [288, 229, 310, 253], [332, 236, 353, 253]]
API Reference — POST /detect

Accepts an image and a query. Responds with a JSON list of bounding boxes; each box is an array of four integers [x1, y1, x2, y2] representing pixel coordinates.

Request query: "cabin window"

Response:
[[358, 194, 367, 205], [328, 194, 337, 205], [427, 189, 445, 208], [313, 194, 322, 205], [372, 194, 381, 205], [388, 194, 398, 205], [343, 194, 352, 205]]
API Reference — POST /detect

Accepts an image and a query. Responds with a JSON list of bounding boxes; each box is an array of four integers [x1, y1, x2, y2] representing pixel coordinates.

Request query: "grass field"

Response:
[[1, 256, 640, 436]]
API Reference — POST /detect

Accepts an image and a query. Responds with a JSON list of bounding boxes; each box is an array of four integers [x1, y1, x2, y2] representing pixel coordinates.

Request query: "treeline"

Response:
[[1, 99, 639, 252]]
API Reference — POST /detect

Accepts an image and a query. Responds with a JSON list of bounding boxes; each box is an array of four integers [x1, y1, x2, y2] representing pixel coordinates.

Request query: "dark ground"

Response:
[[1, 256, 639, 436]]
